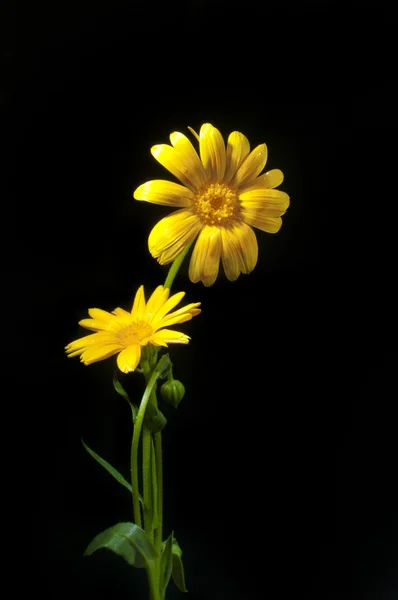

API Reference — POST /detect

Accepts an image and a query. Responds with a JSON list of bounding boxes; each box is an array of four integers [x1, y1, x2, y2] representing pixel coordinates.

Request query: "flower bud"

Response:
[[160, 379, 185, 409], [144, 402, 167, 432]]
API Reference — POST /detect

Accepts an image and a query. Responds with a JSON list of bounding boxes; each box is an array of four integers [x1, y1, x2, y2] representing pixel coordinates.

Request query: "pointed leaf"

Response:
[[159, 533, 173, 598], [84, 522, 157, 569], [154, 353, 172, 379], [171, 539, 188, 592], [82, 439, 133, 494], [113, 371, 138, 420]]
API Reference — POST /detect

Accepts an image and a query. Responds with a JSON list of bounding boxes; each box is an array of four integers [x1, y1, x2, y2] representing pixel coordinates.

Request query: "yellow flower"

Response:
[[65, 285, 201, 373], [133, 123, 290, 286]]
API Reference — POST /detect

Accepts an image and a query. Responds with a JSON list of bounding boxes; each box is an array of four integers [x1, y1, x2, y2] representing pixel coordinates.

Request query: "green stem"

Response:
[[146, 562, 161, 600], [153, 429, 163, 555], [142, 424, 153, 540], [130, 356, 170, 528], [164, 242, 193, 290], [131, 430, 142, 528]]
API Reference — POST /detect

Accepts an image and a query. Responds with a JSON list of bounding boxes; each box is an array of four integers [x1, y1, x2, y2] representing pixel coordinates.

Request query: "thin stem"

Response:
[[142, 424, 153, 541], [147, 382, 164, 555], [150, 435, 158, 530], [131, 428, 142, 528], [131, 360, 169, 527], [153, 429, 163, 554], [164, 242, 193, 290]]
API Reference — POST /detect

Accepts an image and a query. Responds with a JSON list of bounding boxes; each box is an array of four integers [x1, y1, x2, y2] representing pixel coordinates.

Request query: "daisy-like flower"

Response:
[[65, 285, 201, 373], [133, 123, 290, 286]]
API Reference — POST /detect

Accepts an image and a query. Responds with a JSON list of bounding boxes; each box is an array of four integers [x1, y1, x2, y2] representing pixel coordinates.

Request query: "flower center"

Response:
[[193, 183, 238, 225], [117, 321, 153, 346]]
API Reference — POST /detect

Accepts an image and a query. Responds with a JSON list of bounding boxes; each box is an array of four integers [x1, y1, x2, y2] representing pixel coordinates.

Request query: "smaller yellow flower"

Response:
[[65, 285, 201, 373]]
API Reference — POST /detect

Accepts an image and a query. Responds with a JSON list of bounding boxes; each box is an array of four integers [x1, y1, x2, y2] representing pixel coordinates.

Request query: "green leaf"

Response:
[[84, 522, 157, 569], [159, 533, 173, 598], [171, 538, 188, 592], [154, 353, 172, 379], [113, 371, 138, 420], [82, 439, 132, 494]]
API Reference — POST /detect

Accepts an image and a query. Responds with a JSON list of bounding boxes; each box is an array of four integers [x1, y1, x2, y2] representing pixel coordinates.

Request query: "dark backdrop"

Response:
[[2, 0, 397, 598]]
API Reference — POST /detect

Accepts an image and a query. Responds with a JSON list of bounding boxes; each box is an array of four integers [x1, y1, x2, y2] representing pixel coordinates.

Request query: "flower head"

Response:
[[134, 123, 290, 286], [65, 285, 201, 373]]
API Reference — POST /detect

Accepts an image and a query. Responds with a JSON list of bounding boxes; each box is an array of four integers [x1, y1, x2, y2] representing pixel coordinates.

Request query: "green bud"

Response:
[[160, 379, 185, 409], [144, 402, 167, 433]]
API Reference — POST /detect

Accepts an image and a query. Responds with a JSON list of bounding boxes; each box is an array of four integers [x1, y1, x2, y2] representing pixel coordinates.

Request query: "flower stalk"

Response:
[[164, 242, 193, 289], [132, 252, 188, 599]]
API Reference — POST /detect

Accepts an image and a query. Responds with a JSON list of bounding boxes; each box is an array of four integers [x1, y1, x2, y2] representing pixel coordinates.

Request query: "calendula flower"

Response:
[[133, 123, 290, 286], [65, 285, 201, 373]]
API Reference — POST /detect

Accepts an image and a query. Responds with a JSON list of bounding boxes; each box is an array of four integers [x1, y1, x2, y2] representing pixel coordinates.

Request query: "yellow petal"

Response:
[[148, 209, 202, 265], [145, 285, 170, 320], [230, 144, 268, 189], [224, 131, 251, 183], [66, 331, 117, 352], [150, 291, 185, 326], [131, 285, 146, 321], [239, 189, 290, 218], [112, 307, 131, 318], [199, 123, 226, 182], [239, 169, 284, 192], [79, 343, 122, 365], [65, 347, 85, 358], [142, 336, 168, 348], [156, 303, 201, 329], [84, 310, 126, 333], [187, 126, 200, 142], [151, 144, 201, 192], [222, 221, 258, 275], [189, 225, 222, 287], [220, 226, 244, 281], [133, 180, 194, 207], [77, 318, 111, 332], [241, 213, 283, 233], [170, 132, 207, 187], [87, 308, 115, 324], [150, 329, 191, 344], [117, 344, 142, 373]]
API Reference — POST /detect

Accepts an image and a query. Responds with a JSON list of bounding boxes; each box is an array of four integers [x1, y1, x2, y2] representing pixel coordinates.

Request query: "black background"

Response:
[[2, 0, 398, 598]]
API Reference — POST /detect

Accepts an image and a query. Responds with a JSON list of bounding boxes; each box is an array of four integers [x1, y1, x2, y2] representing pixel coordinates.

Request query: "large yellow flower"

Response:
[[65, 285, 201, 373], [133, 123, 290, 286]]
